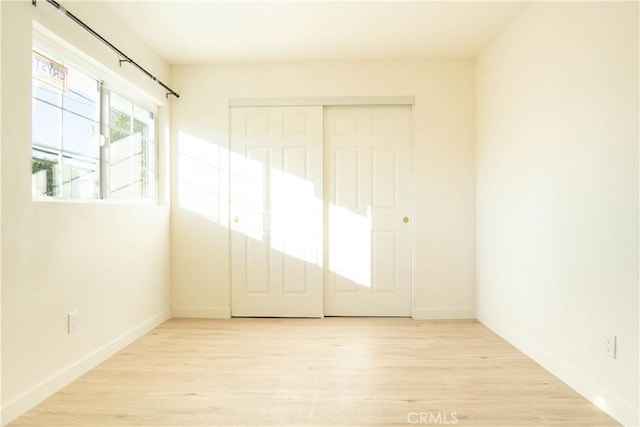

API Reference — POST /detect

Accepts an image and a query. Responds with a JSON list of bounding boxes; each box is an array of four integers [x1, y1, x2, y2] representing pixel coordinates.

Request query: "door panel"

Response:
[[372, 147, 397, 209], [324, 105, 413, 316], [334, 147, 360, 209], [372, 230, 398, 293], [230, 106, 323, 317], [230, 104, 412, 317]]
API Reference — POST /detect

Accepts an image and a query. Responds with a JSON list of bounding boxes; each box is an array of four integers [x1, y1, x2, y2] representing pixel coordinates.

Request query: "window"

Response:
[[107, 92, 156, 199], [31, 47, 157, 201], [32, 55, 100, 198]]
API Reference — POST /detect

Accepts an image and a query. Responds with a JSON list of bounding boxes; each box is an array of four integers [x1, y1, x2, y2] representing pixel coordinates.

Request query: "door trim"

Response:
[[322, 105, 414, 317], [229, 96, 415, 108], [227, 102, 416, 318]]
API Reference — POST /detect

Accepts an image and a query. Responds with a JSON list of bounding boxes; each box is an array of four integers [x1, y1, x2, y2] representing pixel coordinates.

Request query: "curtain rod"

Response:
[[32, 0, 180, 99]]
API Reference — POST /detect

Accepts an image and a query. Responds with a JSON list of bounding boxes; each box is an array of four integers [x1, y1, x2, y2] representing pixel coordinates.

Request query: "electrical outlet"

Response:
[[604, 335, 616, 359], [68, 311, 79, 334]]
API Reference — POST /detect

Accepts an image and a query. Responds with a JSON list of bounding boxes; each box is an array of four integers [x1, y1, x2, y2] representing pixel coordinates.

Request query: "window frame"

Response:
[[32, 29, 160, 204], [32, 53, 102, 199], [102, 88, 158, 200]]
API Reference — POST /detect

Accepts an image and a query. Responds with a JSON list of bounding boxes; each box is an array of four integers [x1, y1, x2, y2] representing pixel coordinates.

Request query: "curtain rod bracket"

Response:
[[39, 0, 180, 99]]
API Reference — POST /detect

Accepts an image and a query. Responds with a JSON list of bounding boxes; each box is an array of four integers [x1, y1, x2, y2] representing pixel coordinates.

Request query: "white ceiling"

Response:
[[104, 1, 527, 65]]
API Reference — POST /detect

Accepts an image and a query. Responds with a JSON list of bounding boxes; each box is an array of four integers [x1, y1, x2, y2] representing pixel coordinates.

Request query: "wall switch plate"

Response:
[[604, 334, 616, 359], [68, 311, 79, 334]]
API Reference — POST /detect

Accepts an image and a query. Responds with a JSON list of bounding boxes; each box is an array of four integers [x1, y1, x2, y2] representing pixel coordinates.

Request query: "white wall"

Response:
[[0, 1, 3, 422], [170, 60, 476, 320], [1, 2, 171, 424], [476, 3, 639, 425]]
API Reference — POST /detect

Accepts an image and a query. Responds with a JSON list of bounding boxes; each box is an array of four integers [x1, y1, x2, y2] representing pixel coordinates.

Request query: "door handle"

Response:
[[403, 217, 410, 223]]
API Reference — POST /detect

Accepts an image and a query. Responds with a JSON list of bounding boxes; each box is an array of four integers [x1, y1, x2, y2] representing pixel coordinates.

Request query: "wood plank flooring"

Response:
[[11, 318, 619, 426]]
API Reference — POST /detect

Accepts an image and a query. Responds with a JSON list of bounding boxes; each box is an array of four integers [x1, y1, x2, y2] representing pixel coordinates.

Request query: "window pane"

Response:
[[109, 127, 129, 144], [32, 47, 102, 200], [62, 112, 98, 158], [33, 80, 62, 106], [133, 117, 148, 140], [133, 105, 155, 141], [32, 149, 59, 197], [110, 133, 141, 164], [145, 141, 156, 171], [63, 89, 96, 119], [33, 99, 62, 149], [110, 151, 143, 198], [144, 168, 156, 199], [109, 92, 132, 132], [108, 92, 156, 200], [110, 181, 142, 199], [61, 155, 98, 199]]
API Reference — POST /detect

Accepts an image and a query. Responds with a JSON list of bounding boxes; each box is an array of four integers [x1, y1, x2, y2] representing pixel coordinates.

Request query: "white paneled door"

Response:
[[324, 105, 413, 316], [230, 104, 412, 317], [230, 106, 324, 317]]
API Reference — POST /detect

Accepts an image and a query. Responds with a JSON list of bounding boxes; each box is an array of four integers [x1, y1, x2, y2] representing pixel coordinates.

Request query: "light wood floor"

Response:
[[11, 318, 618, 426]]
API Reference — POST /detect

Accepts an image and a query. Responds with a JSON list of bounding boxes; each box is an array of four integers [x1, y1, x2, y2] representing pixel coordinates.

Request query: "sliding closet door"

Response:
[[230, 106, 324, 317], [324, 105, 413, 316]]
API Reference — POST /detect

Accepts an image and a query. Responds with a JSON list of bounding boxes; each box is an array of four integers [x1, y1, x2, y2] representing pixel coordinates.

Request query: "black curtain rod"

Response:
[[32, 0, 180, 99]]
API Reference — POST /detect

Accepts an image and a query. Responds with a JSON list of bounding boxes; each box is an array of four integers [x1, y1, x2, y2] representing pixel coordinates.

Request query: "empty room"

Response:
[[1, 0, 638, 426]]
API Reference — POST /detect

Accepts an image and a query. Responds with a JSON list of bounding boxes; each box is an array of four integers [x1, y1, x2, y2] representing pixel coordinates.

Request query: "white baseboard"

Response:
[[1, 309, 171, 426], [412, 307, 476, 320], [174, 306, 472, 320], [477, 309, 639, 427], [171, 306, 231, 319]]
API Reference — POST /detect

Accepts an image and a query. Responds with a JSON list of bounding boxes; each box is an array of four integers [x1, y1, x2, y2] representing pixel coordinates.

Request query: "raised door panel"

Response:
[[230, 106, 323, 317], [324, 105, 412, 316]]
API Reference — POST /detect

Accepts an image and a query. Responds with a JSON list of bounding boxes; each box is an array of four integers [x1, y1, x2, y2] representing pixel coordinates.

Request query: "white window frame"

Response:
[[32, 27, 160, 204]]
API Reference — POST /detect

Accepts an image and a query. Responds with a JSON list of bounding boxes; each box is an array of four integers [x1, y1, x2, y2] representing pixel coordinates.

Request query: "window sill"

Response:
[[32, 196, 164, 207]]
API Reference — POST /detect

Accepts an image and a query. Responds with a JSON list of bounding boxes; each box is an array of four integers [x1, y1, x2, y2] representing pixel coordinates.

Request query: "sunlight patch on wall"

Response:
[[178, 131, 229, 223], [178, 131, 375, 288]]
